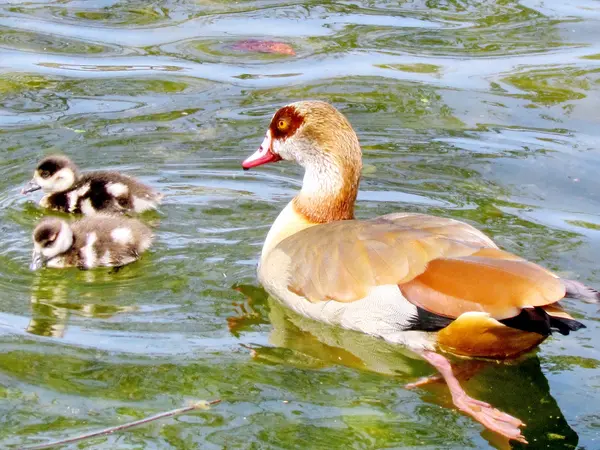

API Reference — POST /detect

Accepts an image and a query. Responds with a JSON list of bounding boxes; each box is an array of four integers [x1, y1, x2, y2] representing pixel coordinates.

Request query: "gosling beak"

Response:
[[22, 179, 42, 194], [30, 250, 46, 271]]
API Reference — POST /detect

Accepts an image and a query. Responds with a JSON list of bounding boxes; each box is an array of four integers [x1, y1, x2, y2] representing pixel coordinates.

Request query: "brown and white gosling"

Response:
[[31, 215, 153, 270], [22, 155, 162, 215]]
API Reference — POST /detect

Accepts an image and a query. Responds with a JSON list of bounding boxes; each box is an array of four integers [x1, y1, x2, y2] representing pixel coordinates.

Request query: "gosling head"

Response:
[[31, 218, 74, 270], [22, 155, 80, 195]]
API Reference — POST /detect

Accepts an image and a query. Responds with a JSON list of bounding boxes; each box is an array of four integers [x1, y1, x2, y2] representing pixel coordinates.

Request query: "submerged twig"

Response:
[[22, 399, 221, 450]]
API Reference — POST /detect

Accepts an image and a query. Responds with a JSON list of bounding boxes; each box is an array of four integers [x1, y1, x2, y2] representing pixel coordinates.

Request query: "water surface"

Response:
[[0, 0, 599, 449]]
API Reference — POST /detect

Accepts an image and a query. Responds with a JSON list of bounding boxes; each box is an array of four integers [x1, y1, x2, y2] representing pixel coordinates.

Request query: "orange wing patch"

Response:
[[400, 254, 565, 320]]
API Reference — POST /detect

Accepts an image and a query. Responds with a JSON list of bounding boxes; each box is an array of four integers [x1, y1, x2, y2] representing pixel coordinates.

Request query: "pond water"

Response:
[[0, 0, 599, 449]]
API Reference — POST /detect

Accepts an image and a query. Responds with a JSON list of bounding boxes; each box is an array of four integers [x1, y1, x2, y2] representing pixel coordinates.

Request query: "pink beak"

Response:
[[242, 130, 282, 170]]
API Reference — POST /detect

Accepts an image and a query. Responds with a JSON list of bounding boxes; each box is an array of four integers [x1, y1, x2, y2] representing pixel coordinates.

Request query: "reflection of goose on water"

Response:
[[247, 296, 579, 449]]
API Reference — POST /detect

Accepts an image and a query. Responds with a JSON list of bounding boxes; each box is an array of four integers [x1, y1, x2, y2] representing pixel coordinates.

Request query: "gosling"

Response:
[[31, 215, 153, 270], [22, 155, 162, 215]]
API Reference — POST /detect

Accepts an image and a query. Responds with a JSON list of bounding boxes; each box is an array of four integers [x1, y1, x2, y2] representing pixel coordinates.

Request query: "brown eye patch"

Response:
[[37, 159, 62, 178], [34, 227, 56, 244], [269, 106, 304, 140]]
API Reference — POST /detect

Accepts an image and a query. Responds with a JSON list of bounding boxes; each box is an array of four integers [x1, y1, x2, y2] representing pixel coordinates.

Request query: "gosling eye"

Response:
[[42, 234, 58, 247], [40, 170, 51, 179]]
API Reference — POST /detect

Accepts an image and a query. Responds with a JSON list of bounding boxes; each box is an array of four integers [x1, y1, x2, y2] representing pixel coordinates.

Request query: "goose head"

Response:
[[243, 101, 362, 223], [243, 101, 361, 171]]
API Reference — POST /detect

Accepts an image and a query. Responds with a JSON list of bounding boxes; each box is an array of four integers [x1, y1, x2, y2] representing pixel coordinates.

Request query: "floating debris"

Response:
[[232, 39, 296, 56]]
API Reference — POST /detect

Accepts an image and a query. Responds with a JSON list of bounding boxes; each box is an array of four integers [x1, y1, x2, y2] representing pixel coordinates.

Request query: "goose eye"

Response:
[[277, 119, 289, 131], [40, 170, 50, 179]]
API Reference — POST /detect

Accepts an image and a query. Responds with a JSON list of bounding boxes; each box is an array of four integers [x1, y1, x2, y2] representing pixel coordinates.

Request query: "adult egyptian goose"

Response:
[[242, 100, 596, 443], [31, 215, 153, 270], [22, 155, 162, 215]]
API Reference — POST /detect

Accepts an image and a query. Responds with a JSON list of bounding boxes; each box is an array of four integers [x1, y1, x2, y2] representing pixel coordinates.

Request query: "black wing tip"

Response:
[[552, 317, 586, 335], [501, 307, 552, 337], [405, 307, 453, 332], [501, 306, 586, 337]]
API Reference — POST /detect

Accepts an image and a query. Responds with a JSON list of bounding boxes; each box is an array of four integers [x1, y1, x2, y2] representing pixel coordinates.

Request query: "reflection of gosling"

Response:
[[22, 154, 162, 215], [31, 216, 153, 270]]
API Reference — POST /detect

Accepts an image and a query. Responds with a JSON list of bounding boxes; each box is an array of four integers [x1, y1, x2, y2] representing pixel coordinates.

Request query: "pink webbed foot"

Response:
[[450, 385, 526, 443], [417, 351, 527, 444]]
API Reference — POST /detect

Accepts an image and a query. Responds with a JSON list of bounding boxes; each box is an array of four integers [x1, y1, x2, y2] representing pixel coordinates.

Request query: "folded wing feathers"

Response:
[[277, 214, 565, 314], [401, 256, 565, 319], [280, 216, 490, 303]]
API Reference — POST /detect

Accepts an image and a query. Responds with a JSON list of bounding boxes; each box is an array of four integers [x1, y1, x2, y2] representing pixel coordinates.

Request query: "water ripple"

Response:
[[1, 1, 600, 449]]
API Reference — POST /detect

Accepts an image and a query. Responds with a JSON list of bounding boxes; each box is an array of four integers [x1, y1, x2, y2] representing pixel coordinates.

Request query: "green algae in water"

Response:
[[0, 1, 599, 449]]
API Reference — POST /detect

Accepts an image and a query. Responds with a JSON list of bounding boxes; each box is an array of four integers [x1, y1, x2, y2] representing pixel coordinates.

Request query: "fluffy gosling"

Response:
[[22, 155, 162, 215], [31, 215, 153, 270]]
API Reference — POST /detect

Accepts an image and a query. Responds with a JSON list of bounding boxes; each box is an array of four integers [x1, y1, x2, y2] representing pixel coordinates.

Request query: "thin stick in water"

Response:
[[23, 399, 221, 450]]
